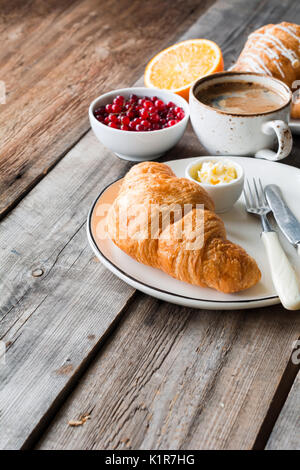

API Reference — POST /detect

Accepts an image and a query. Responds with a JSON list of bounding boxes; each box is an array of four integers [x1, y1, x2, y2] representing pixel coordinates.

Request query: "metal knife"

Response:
[[265, 184, 300, 255]]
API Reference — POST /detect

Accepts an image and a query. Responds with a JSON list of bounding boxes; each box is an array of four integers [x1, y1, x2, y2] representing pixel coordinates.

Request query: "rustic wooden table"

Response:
[[0, 0, 299, 451]]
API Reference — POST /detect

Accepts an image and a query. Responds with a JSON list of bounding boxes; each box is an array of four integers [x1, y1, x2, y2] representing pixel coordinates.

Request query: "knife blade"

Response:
[[265, 184, 300, 255]]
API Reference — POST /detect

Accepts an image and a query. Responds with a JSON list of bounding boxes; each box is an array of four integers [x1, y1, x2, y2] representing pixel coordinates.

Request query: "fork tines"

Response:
[[243, 177, 268, 210]]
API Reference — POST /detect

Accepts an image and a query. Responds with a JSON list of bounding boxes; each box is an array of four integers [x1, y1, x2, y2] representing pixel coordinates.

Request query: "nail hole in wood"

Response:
[[32, 268, 44, 277]]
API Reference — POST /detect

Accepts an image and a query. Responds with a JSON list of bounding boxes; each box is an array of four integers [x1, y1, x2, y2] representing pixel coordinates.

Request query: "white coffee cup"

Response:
[[189, 72, 293, 161]]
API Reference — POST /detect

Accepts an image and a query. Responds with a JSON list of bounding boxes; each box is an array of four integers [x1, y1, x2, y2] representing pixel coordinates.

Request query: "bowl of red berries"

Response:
[[89, 87, 189, 161]]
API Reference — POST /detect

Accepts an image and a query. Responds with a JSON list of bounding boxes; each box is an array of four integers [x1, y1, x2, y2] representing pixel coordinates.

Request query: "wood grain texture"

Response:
[[0, 0, 214, 219], [36, 294, 300, 450], [266, 372, 300, 450], [0, 0, 216, 450], [0, 132, 136, 450], [35, 0, 300, 450], [1, 0, 300, 451]]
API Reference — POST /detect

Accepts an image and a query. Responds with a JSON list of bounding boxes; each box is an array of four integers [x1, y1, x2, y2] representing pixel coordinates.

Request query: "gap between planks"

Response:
[[0, 0, 214, 220], [266, 370, 300, 450], [253, 356, 300, 449], [33, 0, 300, 450], [0, 0, 215, 450], [1, 0, 300, 450], [35, 293, 300, 450]]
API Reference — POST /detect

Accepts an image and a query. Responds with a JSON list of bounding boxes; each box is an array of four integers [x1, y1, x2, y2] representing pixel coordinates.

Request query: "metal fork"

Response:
[[244, 178, 272, 232], [244, 178, 300, 310]]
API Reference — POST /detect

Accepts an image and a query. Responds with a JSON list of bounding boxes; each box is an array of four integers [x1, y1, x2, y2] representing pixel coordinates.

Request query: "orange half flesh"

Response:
[[144, 39, 224, 101]]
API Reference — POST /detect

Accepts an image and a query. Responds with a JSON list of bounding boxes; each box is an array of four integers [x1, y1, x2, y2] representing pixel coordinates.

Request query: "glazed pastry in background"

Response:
[[232, 22, 300, 118], [107, 161, 261, 294]]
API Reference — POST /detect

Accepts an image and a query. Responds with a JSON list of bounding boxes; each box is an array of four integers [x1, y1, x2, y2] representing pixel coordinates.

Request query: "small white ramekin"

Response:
[[89, 87, 189, 161], [185, 156, 244, 213]]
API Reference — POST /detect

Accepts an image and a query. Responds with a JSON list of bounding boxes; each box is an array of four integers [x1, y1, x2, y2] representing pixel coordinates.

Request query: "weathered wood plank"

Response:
[[0, 0, 216, 450], [0, 132, 135, 450], [0, 0, 214, 219], [36, 294, 300, 450], [266, 371, 300, 450], [1, 0, 300, 451], [34, 0, 300, 450]]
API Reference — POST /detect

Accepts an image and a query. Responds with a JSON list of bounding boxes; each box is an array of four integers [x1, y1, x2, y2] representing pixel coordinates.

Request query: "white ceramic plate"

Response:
[[87, 157, 300, 310]]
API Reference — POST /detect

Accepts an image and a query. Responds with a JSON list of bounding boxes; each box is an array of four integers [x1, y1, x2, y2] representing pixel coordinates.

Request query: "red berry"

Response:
[[168, 120, 177, 127], [139, 108, 149, 119], [126, 110, 135, 119], [121, 115, 130, 126], [105, 104, 113, 113], [155, 99, 164, 109], [167, 101, 176, 108], [94, 106, 106, 115], [104, 116, 110, 124], [109, 114, 118, 123], [121, 124, 129, 131], [143, 100, 153, 109], [114, 95, 124, 104], [112, 104, 122, 113], [129, 121, 136, 130], [150, 113, 159, 123], [167, 113, 175, 120], [130, 94, 138, 101], [141, 120, 150, 129], [108, 122, 118, 129], [136, 124, 145, 131]]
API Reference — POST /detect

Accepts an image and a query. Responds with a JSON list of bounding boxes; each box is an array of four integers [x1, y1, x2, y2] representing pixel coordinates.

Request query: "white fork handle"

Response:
[[262, 231, 300, 310]]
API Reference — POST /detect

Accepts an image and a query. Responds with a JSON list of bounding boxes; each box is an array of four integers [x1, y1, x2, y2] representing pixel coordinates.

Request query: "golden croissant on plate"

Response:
[[233, 22, 300, 118], [107, 162, 261, 293]]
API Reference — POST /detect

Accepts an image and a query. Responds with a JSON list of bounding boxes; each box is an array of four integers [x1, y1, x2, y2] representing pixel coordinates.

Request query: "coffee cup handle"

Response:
[[255, 120, 293, 161]]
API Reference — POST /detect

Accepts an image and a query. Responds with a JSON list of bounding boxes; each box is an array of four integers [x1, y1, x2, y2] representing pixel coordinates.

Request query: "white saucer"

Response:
[[87, 157, 300, 310]]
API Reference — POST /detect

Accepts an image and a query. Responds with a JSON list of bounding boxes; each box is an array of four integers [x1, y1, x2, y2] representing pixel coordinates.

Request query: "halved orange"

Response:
[[144, 39, 224, 101]]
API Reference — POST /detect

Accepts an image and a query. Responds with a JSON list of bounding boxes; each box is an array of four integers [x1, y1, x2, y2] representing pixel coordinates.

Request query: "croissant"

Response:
[[232, 22, 300, 118], [107, 162, 261, 293]]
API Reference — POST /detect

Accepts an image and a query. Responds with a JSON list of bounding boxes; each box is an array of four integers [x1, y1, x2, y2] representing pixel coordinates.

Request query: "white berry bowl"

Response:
[[185, 156, 244, 213], [89, 87, 189, 161]]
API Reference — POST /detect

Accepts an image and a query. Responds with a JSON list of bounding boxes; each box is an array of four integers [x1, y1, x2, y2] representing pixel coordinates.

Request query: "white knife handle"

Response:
[[262, 232, 300, 310]]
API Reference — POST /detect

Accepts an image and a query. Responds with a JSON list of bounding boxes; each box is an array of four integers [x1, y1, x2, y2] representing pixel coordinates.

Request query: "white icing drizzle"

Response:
[[238, 55, 267, 74], [276, 24, 300, 43], [246, 25, 300, 72], [243, 51, 273, 75], [274, 60, 285, 77], [250, 31, 297, 64], [258, 44, 285, 77]]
